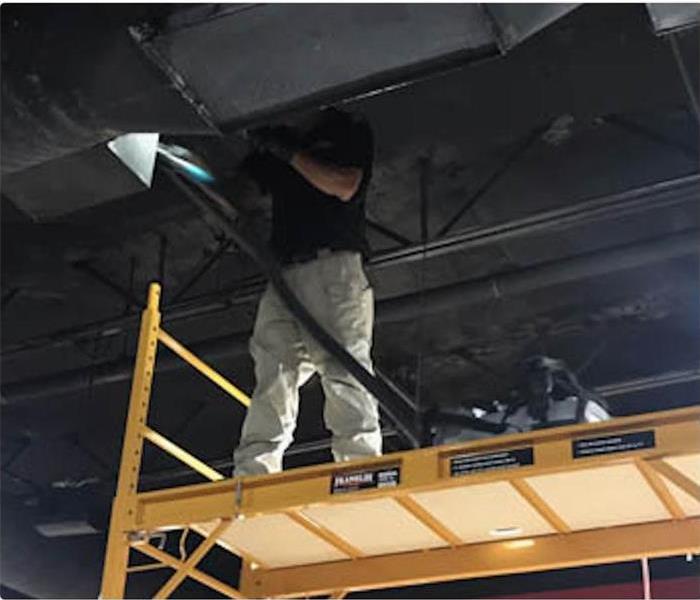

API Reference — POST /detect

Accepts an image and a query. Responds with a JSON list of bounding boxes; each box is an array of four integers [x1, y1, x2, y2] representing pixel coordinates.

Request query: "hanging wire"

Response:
[[87, 337, 98, 406], [414, 156, 432, 440], [575, 338, 609, 376], [123, 256, 137, 357], [179, 527, 190, 561], [147, 532, 167, 551], [640, 556, 651, 600]]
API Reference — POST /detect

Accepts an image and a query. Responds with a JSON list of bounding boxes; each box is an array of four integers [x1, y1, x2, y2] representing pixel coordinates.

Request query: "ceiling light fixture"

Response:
[[489, 526, 523, 537], [35, 519, 100, 538]]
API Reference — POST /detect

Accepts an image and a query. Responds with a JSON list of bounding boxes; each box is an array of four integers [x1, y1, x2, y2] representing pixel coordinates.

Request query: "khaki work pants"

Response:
[[233, 251, 382, 476]]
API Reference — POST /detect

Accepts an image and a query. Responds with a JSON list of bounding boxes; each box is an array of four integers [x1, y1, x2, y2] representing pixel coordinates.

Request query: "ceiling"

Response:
[[1, 4, 698, 598]]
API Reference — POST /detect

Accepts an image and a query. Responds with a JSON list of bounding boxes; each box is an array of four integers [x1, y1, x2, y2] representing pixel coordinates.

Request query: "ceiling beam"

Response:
[[2, 229, 697, 403], [2, 174, 696, 359]]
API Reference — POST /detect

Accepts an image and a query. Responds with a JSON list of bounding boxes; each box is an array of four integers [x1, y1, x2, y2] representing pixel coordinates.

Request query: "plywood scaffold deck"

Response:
[[100, 284, 700, 599]]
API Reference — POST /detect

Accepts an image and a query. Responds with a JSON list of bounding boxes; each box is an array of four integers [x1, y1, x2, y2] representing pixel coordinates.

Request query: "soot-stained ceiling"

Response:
[[1, 4, 698, 598]]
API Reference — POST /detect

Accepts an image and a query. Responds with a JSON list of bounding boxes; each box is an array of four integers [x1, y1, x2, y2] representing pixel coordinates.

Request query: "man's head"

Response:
[[305, 107, 363, 141]]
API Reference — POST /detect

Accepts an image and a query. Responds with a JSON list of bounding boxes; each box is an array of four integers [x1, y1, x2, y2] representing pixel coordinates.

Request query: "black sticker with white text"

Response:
[[331, 466, 400, 494], [573, 430, 655, 459], [450, 447, 534, 477]]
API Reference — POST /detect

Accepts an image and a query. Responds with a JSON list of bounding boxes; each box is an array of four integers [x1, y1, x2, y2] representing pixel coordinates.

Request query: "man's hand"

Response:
[[247, 126, 300, 163]]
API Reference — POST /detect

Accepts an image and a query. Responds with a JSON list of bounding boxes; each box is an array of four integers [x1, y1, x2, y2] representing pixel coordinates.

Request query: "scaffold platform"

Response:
[[100, 284, 700, 599]]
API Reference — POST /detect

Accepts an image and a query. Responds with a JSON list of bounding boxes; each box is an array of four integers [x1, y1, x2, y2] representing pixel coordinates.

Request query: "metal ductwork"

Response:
[[484, 4, 580, 50], [3, 4, 692, 218], [2, 4, 588, 219], [2, 133, 161, 220], [0, 4, 498, 178], [144, 4, 497, 126], [3, 230, 697, 403], [646, 3, 699, 35], [0, 6, 212, 177]]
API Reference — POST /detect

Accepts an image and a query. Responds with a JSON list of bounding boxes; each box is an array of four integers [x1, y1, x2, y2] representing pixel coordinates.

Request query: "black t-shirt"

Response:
[[243, 118, 374, 262]]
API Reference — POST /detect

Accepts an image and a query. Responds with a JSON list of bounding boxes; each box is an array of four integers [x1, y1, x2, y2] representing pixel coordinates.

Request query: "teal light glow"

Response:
[[157, 144, 216, 184]]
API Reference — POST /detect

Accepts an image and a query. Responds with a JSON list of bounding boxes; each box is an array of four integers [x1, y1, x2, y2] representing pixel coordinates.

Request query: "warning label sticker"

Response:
[[331, 466, 400, 494], [450, 447, 534, 477], [573, 430, 655, 459]]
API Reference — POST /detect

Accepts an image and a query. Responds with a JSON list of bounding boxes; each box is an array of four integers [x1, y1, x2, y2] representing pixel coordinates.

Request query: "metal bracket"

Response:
[[235, 478, 244, 520], [127, 530, 149, 544]]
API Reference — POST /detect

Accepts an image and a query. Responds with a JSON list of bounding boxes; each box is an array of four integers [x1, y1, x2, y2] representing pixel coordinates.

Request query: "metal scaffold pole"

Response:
[[100, 283, 163, 599], [96, 283, 700, 599]]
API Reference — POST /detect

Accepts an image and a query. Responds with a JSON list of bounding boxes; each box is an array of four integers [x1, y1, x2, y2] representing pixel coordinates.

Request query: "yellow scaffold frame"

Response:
[[100, 282, 700, 599]]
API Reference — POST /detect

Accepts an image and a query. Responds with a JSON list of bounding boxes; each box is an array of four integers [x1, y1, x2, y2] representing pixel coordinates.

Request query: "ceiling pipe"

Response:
[[3, 229, 697, 403], [377, 229, 699, 325], [596, 368, 700, 398], [2, 174, 696, 358], [1, 332, 249, 404], [370, 174, 699, 270]]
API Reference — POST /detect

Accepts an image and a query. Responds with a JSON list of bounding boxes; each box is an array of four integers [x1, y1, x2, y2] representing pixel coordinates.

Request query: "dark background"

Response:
[[1, 4, 698, 598]]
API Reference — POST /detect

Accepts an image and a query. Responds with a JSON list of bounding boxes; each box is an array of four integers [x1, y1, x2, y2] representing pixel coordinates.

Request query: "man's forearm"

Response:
[[290, 152, 363, 201]]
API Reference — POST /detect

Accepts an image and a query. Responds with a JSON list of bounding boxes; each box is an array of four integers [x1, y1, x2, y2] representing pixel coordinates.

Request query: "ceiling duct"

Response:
[[0, 5, 213, 179], [107, 133, 160, 188], [484, 4, 581, 51], [144, 4, 497, 126], [1, 3, 628, 222], [2, 133, 159, 220], [1, 3, 582, 216], [3, 230, 697, 403], [144, 4, 586, 127], [646, 4, 699, 35]]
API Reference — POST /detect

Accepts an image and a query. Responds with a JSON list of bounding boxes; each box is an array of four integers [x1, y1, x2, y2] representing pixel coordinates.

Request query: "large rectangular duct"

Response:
[[1, 6, 213, 177], [484, 4, 581, 51], [2, 133, 158, 221], [146, 4, 498, 125], [646, 4, 699, 35]]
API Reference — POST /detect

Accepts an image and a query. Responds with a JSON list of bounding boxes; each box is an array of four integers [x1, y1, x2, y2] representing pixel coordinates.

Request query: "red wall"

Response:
[[492, 576, 700, 599]]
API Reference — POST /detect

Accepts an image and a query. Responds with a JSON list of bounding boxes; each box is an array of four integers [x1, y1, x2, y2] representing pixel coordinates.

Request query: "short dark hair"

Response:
[[307, 107, 367, 142]]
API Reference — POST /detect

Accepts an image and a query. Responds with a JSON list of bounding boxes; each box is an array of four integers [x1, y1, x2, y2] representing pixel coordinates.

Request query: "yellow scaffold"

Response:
[[100, 282, 700, 599]]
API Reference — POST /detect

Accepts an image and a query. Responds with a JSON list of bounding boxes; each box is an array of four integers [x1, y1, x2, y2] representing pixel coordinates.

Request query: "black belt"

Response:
[[281, 247, 356, 266]]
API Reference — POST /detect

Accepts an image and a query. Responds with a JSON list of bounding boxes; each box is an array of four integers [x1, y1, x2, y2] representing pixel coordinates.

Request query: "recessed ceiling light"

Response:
[[489, 526, 523, 537], [505, 539, 535, 550]]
